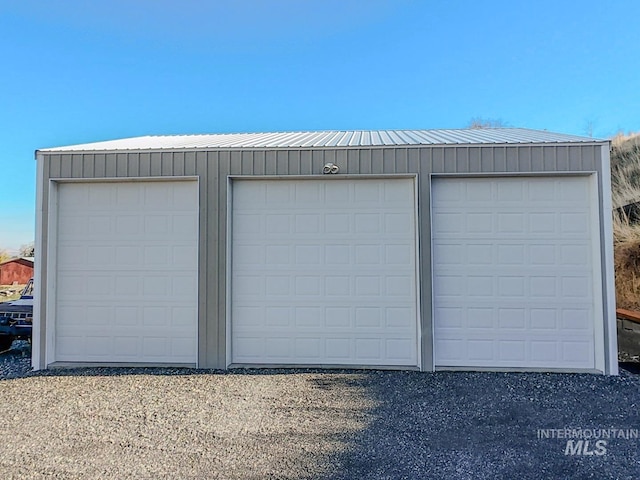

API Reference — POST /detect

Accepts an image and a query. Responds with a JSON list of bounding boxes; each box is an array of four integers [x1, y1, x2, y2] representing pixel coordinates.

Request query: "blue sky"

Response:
[[1, 0, 639, 252]]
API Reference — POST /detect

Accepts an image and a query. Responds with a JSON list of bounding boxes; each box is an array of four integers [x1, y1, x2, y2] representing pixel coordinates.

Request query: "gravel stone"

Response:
[[0, 341, 32, 379], [1, 345, 639, 479]]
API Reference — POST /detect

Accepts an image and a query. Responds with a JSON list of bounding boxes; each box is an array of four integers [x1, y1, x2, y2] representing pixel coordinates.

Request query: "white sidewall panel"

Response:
[[432, 176, 603, 370], [231, 178, 419, 367], [53, 181, 198, 364]]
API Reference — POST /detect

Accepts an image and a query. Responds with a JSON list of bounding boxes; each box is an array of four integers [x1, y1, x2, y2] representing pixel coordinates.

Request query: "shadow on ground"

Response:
[[315, 370, 640, 480], [620, 362, 640, 374]]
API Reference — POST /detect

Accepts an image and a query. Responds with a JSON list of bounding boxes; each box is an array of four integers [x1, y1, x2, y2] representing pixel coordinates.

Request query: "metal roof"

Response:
[[0, 257, 34, 266], [38, 128, 603, 153]]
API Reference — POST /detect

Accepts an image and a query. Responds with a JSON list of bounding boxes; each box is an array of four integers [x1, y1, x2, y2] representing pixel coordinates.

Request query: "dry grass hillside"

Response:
[[611, 132, 640, 310], [0, 285, 25, 302]]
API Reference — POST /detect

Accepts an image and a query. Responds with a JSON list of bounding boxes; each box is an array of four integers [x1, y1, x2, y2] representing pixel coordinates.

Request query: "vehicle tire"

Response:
[[0, 336, 13, 352]]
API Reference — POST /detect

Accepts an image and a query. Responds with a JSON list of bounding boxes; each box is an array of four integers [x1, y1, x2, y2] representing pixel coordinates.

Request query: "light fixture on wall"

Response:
[[322, 163, 339, 174]]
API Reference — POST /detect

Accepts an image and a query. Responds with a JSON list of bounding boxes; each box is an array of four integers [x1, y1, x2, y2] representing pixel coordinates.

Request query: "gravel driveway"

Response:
[[1, 344, 639, 479]]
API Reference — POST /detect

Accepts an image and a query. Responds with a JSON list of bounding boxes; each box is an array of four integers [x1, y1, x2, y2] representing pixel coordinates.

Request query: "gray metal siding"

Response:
[[596, 145, 616, 374], [36, 144, 606, 370], [35, 156, 51, 365]]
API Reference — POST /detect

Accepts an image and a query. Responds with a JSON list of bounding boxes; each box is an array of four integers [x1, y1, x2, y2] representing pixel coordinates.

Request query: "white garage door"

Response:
[[432, 176, 603, 370], [53, 181, 198, 364], [231, 178, 419, 367]]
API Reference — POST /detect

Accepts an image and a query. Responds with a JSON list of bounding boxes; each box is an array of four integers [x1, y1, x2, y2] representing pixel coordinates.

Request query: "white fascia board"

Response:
[[35, 141, 609, 156]]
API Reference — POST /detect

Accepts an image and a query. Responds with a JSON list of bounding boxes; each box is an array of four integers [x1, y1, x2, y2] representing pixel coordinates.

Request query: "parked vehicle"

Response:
[[0, 279, 33, 351]]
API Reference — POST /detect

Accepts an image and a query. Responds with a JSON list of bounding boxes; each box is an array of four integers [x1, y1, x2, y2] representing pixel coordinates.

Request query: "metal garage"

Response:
[[33, 128, 617, 374]]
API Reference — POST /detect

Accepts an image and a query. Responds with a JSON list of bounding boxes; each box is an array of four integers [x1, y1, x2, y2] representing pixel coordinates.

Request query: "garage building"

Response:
[[33, 128, 617, 374], [0, 257, 34, 285]]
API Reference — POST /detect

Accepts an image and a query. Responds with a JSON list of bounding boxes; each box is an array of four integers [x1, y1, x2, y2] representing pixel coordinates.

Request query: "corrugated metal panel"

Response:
[[38, 128, 603, 153]]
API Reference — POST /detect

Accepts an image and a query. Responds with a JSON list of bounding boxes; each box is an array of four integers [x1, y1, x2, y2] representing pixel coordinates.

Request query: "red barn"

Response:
[[0, 257, 34, 285]]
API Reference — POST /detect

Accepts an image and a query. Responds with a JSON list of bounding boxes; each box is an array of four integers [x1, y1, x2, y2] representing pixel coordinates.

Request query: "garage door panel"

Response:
[[59, 249, 197, 273], [54, 181, 198, 364], [233, 304, 414, 330], [234, 334, 416, 364], [232, 179, 419, 367], [434, 273, 594, 298], [432, 177, 600, 370], [436, 328, 596, 343], [436, 336, 595, 368]]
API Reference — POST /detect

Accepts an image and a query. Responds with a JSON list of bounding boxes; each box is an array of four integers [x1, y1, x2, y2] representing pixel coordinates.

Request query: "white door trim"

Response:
[[226, 175, 421, 368], [429, 173, 605, 372], [45, 177, 200, 367]]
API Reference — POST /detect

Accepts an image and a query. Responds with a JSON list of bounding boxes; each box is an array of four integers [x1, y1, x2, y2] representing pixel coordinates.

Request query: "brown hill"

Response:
[[611, 132, 640, 310]]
